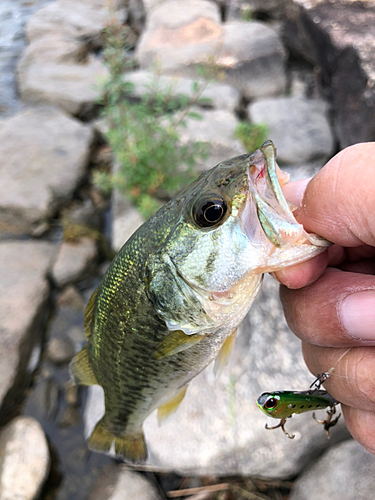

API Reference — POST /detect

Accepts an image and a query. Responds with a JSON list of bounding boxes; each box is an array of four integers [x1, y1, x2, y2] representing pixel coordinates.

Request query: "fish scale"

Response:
[[70, 141, 330, 463]]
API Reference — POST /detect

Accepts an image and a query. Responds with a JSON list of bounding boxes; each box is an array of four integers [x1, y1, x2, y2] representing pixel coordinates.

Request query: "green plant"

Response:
[[95, 17, 209, 219], [234, 122, 268, 153]]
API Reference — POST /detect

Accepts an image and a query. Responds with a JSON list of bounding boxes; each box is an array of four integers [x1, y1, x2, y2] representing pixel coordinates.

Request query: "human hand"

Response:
[[274, 143, 375, 454]]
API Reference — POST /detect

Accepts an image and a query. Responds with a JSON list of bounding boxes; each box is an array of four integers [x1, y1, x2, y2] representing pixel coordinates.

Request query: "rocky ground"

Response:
[[1, 0, 375, 499]]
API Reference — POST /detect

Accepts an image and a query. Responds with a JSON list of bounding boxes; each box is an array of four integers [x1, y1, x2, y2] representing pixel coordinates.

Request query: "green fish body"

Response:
[[70, 141, 329, 462]]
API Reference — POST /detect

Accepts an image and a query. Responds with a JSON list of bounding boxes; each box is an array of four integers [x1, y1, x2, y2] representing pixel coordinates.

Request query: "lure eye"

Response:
[[264, 397, 278, 410], [194, 198, 227, 228]]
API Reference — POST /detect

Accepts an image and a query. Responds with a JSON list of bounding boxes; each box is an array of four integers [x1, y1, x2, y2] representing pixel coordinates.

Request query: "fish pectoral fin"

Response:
[[69, 345, 98, 386], [214, 328, 237, 379], [88, 417, 147, 464], [152, 330, 205, 360], [157, 385, 188, 425]]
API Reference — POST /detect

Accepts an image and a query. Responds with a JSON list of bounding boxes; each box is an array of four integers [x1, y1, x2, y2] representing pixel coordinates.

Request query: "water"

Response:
[[0, 0, 52, 117]]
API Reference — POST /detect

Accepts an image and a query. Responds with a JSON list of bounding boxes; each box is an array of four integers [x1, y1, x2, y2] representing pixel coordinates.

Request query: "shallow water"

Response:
[[0, 0, 51, 117]]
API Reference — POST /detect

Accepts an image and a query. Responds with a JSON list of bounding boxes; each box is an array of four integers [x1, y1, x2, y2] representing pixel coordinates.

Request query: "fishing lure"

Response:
[[257, 372, 341, 439]]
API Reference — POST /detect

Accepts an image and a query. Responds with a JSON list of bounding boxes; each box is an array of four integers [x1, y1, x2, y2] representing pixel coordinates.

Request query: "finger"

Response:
[[294, 142, 375, 247], [302, 343, 375, 414], [341, 405, 375, 455], [272, 250, 328, 289], [280, 269, 375, 346]]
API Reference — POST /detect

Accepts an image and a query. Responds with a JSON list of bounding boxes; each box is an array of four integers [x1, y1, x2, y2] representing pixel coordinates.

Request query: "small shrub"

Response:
[[95, 17, 209, 219], [234, 122, 268, 153]]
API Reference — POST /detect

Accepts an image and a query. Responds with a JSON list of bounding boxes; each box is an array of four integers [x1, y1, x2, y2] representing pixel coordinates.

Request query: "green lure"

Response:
[[257, 385, 341, 439]]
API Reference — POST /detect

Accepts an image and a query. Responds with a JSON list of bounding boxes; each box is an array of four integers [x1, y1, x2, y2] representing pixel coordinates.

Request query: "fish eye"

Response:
[[264, 397, 278, 410], [194, 198, 227, 228]]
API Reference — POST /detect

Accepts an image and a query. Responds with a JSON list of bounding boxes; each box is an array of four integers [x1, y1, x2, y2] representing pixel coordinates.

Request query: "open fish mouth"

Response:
[[240, 140, 330, 269]]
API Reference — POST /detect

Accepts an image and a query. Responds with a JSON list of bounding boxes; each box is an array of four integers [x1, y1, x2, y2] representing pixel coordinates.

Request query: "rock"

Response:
[[17, 0, 113, 117], [0, 241, 56, 424], [290, 440, 375, 500], [51, 237, 98, 287], [57, 285, 85, 310], [88, 464, 162, 500], [84, 275, 350, 477], [217, 20, 286, 98], [0, 106, 94, 233], [137, 1, 286, 99], [25, 0, 108, 46], [178, 108, 244, 171], [248, 97, 334, 165], [0, 416, 50, 500], [284, 0, 375, 148], [46, 337, 75, 365], [17, 54, 108, 118], [124, 70, 241, 112], [136, 0, 222, 70], [112, 190, 145, 252]]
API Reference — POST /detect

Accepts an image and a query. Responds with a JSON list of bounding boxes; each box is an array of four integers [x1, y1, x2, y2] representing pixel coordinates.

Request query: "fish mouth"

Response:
[[239, 140, 330, 270]]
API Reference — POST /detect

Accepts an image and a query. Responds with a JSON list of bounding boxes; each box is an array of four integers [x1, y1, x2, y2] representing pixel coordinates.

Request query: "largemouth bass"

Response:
[[70, 141, 329, 463]]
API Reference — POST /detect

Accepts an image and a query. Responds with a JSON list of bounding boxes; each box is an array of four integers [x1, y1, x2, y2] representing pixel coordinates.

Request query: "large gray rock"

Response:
[[25, 0, 108, 46], [51, 237, 98, 288], [124, 70, 241, 112], [88, 465, 162, 500], [0, 416, 50, 500], [284, 0, 375, 148], [137, 1, 286, 98], [248, 97, 334, 165], [0, 241, 56, 424], [84, 276, 349, 478], [0, 106, 94, 233], [17, 53, 108, 118], [290, 440, 375, 500], [178, 108, 244, 171], [216, 21, 286, 98], [17, 0, 112, 117]]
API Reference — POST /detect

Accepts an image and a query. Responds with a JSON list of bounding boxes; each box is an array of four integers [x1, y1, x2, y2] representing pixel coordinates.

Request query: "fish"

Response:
[[257, 389, 340, 439], [70, 140, 330, 463]]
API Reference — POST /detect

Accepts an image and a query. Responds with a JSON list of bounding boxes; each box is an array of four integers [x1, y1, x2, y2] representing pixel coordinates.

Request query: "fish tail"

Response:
[[88, 417, 148, 463]]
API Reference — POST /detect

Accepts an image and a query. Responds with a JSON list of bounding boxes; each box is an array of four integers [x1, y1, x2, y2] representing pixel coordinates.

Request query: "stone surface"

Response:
[[137, 9, 286, 98], [124, 70, 241, 112], [0, 241, 56, 423], [0, 416, 50, 500], [18, 53, 108, 118], [85, 275, 350, 478], [25, 0, 108, 45], [0, 106, 94, 233], [290, 439, 375, 500], [284, 0, 375, 148], [46, 337, 75, 365], [51, 237, 98, 287], [112, 189, 145, 252], [88, 465, 161, 500], [217, 21, 286, 98], [248, 97, 334, 165], [178, 108, 244, 171]]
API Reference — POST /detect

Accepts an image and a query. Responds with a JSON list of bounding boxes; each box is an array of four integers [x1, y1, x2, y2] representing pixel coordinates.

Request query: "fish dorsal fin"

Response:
[[157, 385, 188, 425], [84, 288, 98, 340], [70, 345, 98, 386], [214, 328, 237, 379], [152, 330, 205, 360]]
